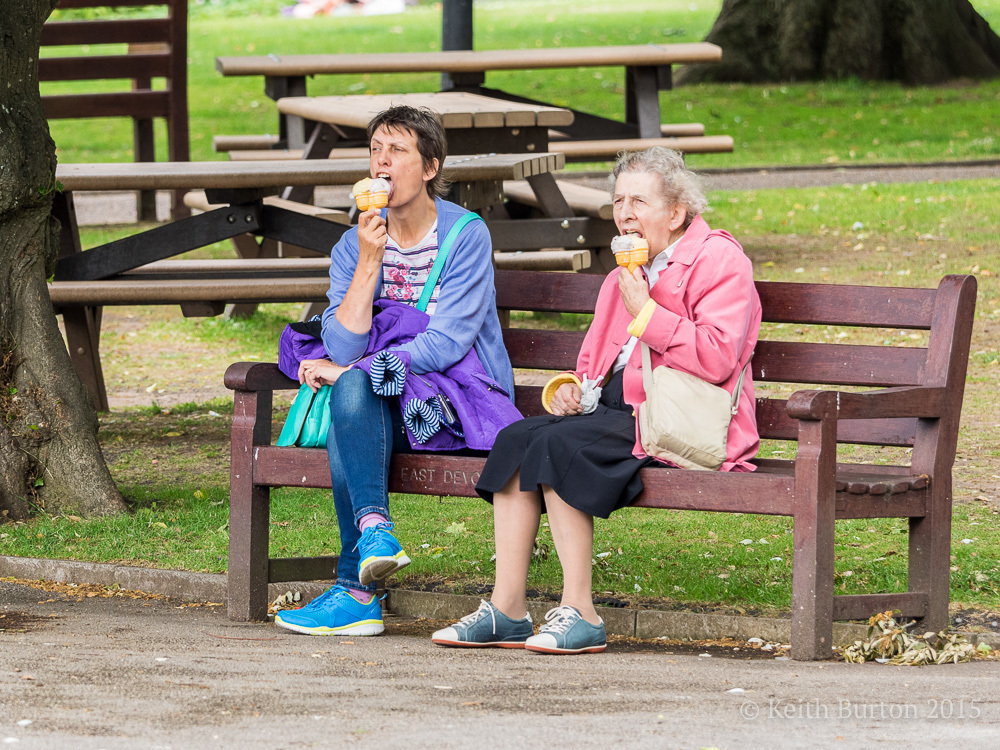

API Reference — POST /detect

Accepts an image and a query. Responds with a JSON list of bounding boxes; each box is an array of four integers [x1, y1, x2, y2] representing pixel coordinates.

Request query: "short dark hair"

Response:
[[367, 105, 448, 198]]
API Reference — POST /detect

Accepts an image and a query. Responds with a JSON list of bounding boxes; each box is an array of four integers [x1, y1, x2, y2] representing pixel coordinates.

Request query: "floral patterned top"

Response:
[[381, 221, 441, 314]]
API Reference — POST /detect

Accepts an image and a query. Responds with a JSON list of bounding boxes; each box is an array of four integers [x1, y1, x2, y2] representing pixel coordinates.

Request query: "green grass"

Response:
[[6, 477, 1000, 615], [41, 0, 1000, 168]]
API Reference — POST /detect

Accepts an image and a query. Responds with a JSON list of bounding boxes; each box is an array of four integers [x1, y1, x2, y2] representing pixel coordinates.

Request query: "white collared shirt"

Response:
[[612, 236, 681, 373]]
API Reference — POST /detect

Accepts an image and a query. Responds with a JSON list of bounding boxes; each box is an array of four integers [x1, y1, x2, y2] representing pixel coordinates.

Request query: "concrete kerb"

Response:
[[8, 554, 999, 650]]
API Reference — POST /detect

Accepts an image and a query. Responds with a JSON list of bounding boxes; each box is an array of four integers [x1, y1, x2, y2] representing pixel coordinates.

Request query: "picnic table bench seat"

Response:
[[223, 269, 976, 660], [211, 123, 707, 157]]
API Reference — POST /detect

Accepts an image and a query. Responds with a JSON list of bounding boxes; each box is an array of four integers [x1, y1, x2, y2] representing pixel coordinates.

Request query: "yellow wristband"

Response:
[[626, 298, 658, 338], [541, 373, 582, 414]]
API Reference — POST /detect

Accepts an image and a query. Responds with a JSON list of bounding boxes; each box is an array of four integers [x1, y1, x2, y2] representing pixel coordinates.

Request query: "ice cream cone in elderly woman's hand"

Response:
[[611, 233, 648, 274]]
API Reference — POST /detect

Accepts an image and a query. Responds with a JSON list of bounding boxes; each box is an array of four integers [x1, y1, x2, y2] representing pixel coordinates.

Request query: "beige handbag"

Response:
[[638, 342, 750, 471]]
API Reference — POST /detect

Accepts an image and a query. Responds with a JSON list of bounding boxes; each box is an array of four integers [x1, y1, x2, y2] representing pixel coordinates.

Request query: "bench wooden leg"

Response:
[[791, 417, 837, 660], [228, 389, 273, 621], [908, 476, 951, 631]]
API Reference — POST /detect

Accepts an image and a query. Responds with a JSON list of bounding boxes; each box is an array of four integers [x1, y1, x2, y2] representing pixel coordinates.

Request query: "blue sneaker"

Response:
[[432, 600, 534, 648], [357, 522, 411, 585], [524, 605, 606, 654], [274, 586, 384, 636]]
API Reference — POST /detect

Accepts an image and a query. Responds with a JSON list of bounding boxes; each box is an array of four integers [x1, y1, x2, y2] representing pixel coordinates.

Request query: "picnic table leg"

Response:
[[625, 65, 666, 140], [51, 191, 111, 411], [283, 122, 344, 205], [228, 388, 274, 621], [525, 172, 573, 217], [790, 415, 837, 660], [265, 75, 308, 150], [61, 307, 109, 412]]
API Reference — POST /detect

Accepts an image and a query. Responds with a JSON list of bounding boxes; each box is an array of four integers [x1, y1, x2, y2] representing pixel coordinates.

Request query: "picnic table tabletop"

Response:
[[216, 43, 722, 77], [54, 152, 565, 192], [277, 91, 574, 131]]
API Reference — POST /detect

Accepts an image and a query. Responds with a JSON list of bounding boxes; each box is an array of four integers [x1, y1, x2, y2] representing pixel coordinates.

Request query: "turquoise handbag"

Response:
[[276, 382, 332, 448], [275, 211, 482, 448]]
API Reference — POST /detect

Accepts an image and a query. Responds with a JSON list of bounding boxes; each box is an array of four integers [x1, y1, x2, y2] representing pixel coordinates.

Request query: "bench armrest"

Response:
[[224, 362, 299, 392], [786, 386, 947, 421]]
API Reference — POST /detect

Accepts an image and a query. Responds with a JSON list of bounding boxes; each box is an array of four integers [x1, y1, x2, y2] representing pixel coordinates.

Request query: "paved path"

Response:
[[2, 581, 998, 749]]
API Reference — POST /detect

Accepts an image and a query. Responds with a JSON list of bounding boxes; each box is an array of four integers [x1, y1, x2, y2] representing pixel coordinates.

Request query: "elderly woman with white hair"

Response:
[[432, 147, 762, 654]]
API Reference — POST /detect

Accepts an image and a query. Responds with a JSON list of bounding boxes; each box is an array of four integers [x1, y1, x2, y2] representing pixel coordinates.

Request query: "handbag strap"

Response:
[[641, 342, 752, 416], [416, 211, 482, 313]]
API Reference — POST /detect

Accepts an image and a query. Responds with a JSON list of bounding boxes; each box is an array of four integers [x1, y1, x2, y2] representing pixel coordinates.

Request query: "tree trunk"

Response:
[[1, 1, 127, 519], [677, 0, 1000, 85]]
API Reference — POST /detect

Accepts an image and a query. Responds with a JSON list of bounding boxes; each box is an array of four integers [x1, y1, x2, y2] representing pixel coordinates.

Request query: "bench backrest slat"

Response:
[[493, 270, 972, 451], [40, 53, 171, 82], [42, 1, 189, 169], [54, 0, 159, 8], [43, 91, 171, 120], [751, 341, 926, 388], [502, 329, 587, 371], [495, 269, 603, 313], [757, 282, 936, 329], [41, 19, 174, 47]]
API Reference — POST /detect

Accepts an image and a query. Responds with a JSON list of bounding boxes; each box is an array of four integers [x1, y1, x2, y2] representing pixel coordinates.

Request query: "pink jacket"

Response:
[[573, 215, 761, 471]]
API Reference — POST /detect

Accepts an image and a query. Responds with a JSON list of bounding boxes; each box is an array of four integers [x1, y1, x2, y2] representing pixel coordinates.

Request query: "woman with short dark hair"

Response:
[[276, 106, 516, 637]]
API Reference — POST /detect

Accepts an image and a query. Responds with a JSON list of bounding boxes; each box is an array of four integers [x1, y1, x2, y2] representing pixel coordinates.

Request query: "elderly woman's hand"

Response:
[[618, 266, 651, 318], [550, 382, 583, 416], [298, 358, 349, 392]]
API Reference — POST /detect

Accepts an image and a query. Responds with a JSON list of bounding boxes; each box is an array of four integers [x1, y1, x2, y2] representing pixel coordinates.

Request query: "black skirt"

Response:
[[475, 369, 656, 519]]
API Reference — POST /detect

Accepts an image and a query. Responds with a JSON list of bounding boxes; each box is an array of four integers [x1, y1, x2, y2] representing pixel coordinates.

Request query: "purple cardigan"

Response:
[[278, 301, 522, 451], [351, 300, 522, 451]]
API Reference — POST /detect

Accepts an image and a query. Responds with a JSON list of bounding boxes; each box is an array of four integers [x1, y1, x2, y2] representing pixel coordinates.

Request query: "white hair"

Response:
[[611, 147, 708, 226]]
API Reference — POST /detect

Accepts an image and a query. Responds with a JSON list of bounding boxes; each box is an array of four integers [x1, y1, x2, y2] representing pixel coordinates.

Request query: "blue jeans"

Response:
[[326, 368, 410, 592]]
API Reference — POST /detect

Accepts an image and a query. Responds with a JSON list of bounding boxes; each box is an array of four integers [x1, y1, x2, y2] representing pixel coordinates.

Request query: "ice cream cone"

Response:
[[611, 234, 648, 274], [368, 178, 390, 209], [351, 178, 373, 210]]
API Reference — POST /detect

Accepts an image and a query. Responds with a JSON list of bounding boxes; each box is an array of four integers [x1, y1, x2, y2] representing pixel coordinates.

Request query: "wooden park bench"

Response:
[[223, 270, 976, 660], [42, 0, 189, 218]]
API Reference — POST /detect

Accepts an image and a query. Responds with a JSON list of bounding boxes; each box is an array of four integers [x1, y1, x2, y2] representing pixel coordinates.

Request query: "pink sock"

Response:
[[349, 588, 374, 604], [358, 512, 389, 532]]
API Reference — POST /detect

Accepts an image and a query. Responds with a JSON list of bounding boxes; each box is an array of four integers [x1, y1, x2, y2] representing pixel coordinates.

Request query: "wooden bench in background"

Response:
[[223, 270, 976, 660], [42, 0, 190, 219]]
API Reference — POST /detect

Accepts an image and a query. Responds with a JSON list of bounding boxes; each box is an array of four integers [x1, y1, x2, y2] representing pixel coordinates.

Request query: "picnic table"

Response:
[[216, 43, 724, 147], [276, 90, 574, 157], [49, 153, 580, 410]]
